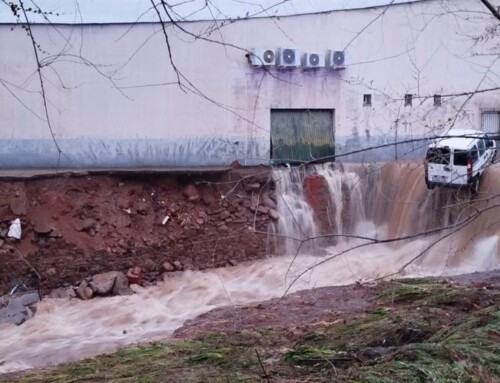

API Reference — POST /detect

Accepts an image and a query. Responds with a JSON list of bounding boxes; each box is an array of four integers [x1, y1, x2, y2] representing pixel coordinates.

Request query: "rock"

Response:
[[82, 218, 97, 231], [219, 210, 231, 220], [117, 198, 130, 209], [135, 200, 148, 215], [90, 271, 120, 295], [227, 259, 238, 266], [183, 184, 200, 202], [219, 224, 229, 232], [0, 239, 4, 248], [257, 205, 269, 214], [112, 214, 132, 228], [262, 195, 277, 209], [144, 259, 157, 272], [0, 291, 39, 326], [173, 260, 184, 271], [10, 199, 26, 216], [112, 272, 133, 296], [33, 218, 53, 235], [268, 209, 280, 220], [127, 266, 144, 286], [46, 268, 57, 277], [76, 280, 93, 300], [195, 218, 204, 225], [245, 183, 261, 191], [49, 287, 76, 299], [162, 261, 176, 272]]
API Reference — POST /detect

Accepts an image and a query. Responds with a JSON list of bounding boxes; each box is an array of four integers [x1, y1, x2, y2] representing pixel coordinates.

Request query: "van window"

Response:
[[478, 139, 485, 156], [427, 147, 450, 164], [453, 150, 469, 166], [471, 146, 479, 163]]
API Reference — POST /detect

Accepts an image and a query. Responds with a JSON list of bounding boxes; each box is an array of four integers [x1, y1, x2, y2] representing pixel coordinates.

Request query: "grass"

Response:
[[3, 279, 500, 383]]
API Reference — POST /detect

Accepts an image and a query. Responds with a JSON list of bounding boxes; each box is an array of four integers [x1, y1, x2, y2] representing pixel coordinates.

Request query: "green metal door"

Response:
[[270, 109, 335, 164]]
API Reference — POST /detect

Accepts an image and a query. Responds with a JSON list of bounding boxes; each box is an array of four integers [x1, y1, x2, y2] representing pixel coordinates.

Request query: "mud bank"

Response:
[[0, 168, 274, 295]]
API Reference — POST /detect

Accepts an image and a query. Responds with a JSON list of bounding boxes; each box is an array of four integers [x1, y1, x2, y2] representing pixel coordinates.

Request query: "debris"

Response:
[[8, 218, 22, 240], [162, 215, 170, 225], [127, 266, 144, 286]]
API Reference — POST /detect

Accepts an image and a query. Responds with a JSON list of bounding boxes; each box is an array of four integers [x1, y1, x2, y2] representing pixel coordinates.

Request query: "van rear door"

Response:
[[427, 147, 453, 185], [452, 150, 469, 185]]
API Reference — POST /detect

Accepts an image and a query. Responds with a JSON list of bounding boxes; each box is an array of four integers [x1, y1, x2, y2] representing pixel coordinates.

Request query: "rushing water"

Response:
[[1, 160, 500, 373]]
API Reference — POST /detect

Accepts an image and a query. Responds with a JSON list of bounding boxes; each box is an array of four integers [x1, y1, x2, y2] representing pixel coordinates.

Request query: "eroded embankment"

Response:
[[0, 168, 274, 295]]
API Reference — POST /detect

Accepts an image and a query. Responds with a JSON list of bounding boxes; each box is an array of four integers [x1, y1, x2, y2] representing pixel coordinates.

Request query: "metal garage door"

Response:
[[270, 109, 335, 164]]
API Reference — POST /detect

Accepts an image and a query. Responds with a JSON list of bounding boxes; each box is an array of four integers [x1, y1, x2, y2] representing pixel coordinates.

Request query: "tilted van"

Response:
[[425, 129, 496, 193]]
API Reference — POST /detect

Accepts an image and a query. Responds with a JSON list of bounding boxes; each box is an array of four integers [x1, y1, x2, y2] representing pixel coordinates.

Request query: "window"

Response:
[[453, 150, 468, 166], [434, 95, 442, 107], [404, 94, 412, 106], [363, 94, 372, 106], [478, 139, 485, 156], [427, 147, 450, 165], [471, 146, 479, 163]]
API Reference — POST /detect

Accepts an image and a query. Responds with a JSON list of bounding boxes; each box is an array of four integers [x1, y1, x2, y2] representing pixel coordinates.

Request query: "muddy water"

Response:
[[1, 160, 500, 373]]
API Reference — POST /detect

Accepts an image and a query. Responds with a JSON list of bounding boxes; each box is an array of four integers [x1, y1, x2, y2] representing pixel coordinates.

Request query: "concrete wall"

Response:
[[0, 0, 499, 168]]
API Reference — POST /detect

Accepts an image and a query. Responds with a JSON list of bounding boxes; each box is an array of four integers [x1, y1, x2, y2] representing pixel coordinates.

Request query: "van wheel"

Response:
[[426, 181, 435, 190], [470, 177, 480, 195]]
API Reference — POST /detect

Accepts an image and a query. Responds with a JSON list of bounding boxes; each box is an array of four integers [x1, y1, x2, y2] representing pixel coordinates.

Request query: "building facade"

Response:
[[0, 0, 499, 168]]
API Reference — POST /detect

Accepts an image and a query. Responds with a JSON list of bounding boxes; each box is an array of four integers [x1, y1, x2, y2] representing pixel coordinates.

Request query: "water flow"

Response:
[[2, 160, 500, 373]]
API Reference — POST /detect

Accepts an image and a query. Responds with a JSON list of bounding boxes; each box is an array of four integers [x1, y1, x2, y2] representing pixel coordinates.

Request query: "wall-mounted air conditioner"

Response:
[[250, 48, 276, 66], [302, 52, 325, 69], [327, 50, 346, 69], [277, 48, 301, 68]]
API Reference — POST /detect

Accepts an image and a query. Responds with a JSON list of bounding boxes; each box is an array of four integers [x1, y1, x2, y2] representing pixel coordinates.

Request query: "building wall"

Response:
[[0, 0, 499, 168]]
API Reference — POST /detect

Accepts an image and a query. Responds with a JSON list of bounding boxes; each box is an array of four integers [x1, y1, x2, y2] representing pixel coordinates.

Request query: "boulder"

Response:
[[0, 291, 39, 326], [112, 272, 134, 296], [90, 271, 120, 295]]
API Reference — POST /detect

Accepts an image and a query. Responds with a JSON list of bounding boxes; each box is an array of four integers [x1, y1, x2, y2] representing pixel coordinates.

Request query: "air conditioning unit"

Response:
[[327, 50, 346, 69], [250, 48, 276, 66], [302, 52, 325, 69], [277, 48, 301, 68]]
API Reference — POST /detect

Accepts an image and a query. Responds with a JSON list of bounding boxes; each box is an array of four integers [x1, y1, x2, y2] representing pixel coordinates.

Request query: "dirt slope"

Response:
[[0, 169, 274, 294]]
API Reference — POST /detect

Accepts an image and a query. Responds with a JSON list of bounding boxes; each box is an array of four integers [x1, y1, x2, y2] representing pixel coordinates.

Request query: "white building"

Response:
[[0, 0, 499, 168]]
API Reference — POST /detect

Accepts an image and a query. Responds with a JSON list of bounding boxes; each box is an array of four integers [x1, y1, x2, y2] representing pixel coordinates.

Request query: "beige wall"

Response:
[[0, 0, 499, 167]]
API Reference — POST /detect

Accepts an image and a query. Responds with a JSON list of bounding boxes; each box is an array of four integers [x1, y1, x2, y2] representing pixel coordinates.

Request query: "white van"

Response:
[[425, 129, 496, 193]]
